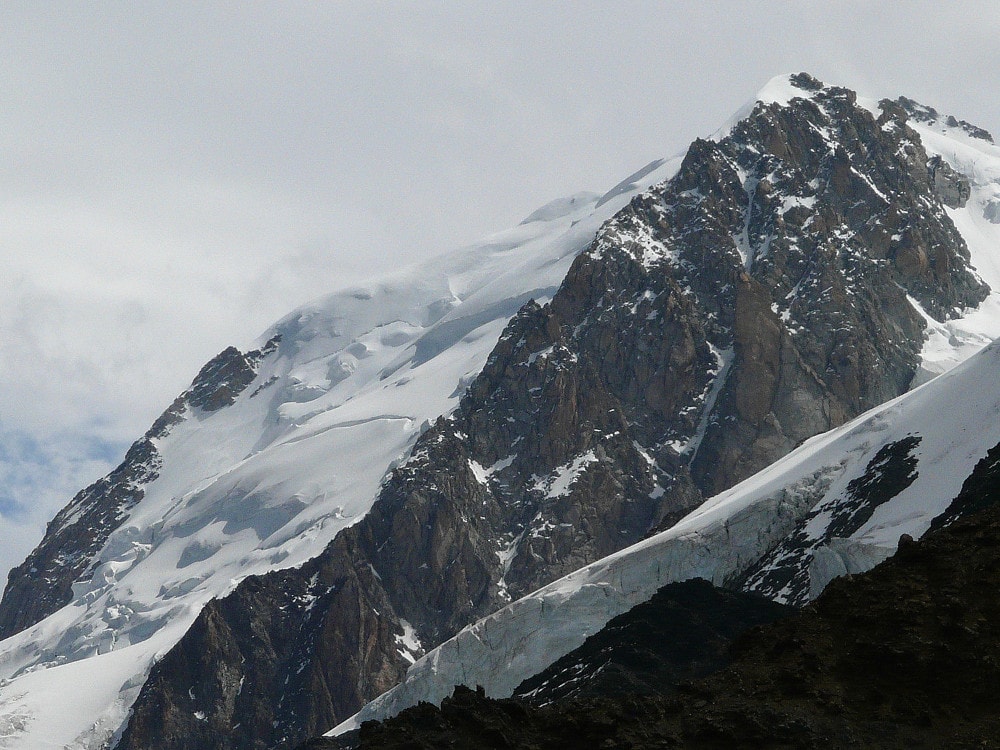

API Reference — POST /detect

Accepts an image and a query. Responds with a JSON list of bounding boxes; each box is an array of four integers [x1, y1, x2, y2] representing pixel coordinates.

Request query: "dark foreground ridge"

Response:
[[305, 442, 1000, 749], [511, 578, 792, 706]]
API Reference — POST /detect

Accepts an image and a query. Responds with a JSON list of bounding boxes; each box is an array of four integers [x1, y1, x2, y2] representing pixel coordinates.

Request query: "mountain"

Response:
[[317, 445, 1000, 749], [2, 73, 1000, 749], [120, 74, 1000, 748]]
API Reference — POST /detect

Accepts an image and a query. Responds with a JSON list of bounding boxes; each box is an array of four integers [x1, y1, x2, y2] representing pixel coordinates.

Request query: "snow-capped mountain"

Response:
[[3, 73, 1000, 750]]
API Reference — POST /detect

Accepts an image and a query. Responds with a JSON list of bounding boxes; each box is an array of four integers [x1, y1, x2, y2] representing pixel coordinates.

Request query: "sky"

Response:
[[2, 1, 999, 581]]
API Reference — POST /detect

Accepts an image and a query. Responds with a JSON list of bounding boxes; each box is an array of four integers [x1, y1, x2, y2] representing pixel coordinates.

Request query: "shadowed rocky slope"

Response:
[[511, 578, 792, 706]]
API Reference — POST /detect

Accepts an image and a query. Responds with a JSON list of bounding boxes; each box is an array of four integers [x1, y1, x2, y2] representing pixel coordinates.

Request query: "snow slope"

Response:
[[334, 318, 1000, 736], [909, 119, 1000, 381], [0, 164, 679, 750]]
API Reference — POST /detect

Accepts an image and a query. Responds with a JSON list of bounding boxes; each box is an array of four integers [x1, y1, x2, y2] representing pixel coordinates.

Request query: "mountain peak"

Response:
[[757, 71, 825, 104], [709, 72, 832, 141]]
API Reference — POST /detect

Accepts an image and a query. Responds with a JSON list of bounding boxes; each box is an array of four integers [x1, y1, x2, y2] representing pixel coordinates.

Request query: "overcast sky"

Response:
[[2, 2, 999, 580]]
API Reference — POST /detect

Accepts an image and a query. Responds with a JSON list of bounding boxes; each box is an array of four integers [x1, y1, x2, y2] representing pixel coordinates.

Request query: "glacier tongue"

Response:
[[0, 164, 680, 750]]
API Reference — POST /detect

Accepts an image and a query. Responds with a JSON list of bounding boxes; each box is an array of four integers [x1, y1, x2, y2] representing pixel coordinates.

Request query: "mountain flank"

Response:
[[0, 337, 279, 640]]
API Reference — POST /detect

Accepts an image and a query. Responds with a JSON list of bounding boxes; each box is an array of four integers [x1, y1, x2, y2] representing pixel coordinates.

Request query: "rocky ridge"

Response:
[[0, 337, 279, 640], [114, 74, 993, 750]]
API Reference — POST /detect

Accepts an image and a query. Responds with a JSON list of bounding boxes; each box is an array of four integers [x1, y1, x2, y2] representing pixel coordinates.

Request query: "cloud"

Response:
[[0, 425, 121, 584], [1, 2, 999, 588]]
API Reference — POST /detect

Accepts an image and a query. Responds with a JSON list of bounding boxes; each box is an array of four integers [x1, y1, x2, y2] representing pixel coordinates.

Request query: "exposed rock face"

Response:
[[186, 344, 276, 412], [678, 84, 985, 493], [116, 530, 405, 750], [896, 94, 995, 143], [928, 154, 971, 208], [0, 337, 279, 641], [311, 446, 1000, 749], [114, 75, 992, 750]]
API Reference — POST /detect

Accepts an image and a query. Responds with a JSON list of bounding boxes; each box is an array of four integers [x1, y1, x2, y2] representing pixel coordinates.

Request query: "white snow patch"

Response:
[[469, 455, 516, 485], [632, 441, 656, 468], [394, 620, 423, 666], [526, 346, 554, 366], [532, 451, 598, 499], [780, 194, 817, 213], [494, 531, 525, 602], [684, 346, 734, 460]]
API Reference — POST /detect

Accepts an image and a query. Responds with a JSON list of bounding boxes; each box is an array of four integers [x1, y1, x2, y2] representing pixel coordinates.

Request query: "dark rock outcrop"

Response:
[[930, 440, 1000, 530], [114, 75, 993, 750], [116, 530, 405, 750], [928, 154, 971, 208], [186, 344, 276, 412], [896, 95, 995, 143], [0, 336, 279, 641]]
